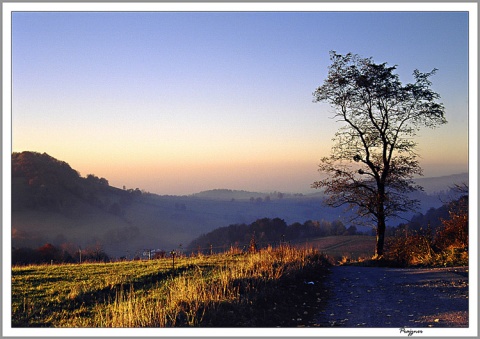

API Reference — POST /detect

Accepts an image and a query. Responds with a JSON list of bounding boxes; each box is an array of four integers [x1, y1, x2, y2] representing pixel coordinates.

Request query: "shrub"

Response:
[[385, 195, 468, 267], [385, 229, 436, 266]]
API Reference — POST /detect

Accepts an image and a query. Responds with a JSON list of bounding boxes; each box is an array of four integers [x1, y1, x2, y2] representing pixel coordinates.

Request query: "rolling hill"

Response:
[[10, 151, 468, 258]]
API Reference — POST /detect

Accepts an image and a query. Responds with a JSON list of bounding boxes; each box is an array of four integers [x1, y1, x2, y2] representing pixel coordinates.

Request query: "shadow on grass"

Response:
[[178, 265, 332, 327]]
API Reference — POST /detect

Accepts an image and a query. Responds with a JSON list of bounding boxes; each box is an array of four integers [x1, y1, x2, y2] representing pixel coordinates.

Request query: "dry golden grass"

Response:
[[96, 246, 326, 327], [12, 246, 330, 327]]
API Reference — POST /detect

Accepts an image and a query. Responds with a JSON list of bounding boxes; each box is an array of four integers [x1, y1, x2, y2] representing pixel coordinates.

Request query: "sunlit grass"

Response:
[[12, 246, 331, 327]]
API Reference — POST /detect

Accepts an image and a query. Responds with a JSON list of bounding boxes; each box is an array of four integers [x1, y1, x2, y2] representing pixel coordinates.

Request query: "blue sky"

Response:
[[9, 6, 471, 195]]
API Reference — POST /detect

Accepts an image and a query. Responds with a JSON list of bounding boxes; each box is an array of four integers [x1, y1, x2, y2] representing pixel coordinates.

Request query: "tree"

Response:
[[312, 51, 446, 258], [37, 243, 61, 263]]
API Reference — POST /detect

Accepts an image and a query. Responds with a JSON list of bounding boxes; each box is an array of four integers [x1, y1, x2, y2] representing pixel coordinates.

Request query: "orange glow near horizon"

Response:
[[9, 10, 471, 196], [11, 142, 468, 196]]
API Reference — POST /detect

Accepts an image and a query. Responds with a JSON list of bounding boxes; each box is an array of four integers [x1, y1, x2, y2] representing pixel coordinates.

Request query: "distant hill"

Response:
[[192, 189, 264, 200], [12, 152, 142, 257], [12, 152, 333, 258], [414, 173, 468, 194], [10, 151, 468, 258], [12, 151, 131, 214], [191, 189, 307, 201]]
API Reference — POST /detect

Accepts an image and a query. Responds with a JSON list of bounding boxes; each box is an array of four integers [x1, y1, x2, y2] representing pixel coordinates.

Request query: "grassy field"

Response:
[[12, 246, 331, 327], [295, 235, 376, 261]]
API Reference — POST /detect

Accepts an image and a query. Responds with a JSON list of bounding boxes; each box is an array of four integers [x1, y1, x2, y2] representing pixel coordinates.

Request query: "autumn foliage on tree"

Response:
[[434, 187, 468, 253], [312, 51, 447, 258]]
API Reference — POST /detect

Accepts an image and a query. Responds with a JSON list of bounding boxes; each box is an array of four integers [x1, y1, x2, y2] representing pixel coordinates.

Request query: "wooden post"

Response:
[[170, 250, 176, 270]]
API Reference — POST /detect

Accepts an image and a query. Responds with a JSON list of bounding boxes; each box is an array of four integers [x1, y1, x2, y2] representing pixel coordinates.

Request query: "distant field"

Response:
[[11, 246, 331, 327], [294, 235, 376, 260]]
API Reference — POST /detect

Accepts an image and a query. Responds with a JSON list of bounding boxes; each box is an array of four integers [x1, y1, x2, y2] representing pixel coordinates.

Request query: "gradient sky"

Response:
[[9, 5, 471, 195]]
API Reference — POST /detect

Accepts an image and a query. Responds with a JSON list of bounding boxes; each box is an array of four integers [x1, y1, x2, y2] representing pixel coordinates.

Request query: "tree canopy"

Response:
[[312, 51, 447, 257]]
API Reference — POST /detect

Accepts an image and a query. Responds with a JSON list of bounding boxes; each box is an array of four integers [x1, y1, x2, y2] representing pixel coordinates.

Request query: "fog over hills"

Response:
[[413, 173, 468, 194], [11, 152, 468, 258]]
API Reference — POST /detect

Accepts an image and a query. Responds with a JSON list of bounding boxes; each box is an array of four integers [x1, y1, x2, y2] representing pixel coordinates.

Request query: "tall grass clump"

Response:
[[96, 246, 331, 327]]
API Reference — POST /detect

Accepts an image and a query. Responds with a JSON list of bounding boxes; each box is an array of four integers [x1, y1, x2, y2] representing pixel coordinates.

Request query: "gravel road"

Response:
[[314, 266, 469, 328]]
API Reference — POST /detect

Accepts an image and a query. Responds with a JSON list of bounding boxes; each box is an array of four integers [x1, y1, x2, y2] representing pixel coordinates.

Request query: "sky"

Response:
[[8, 4, 472, 195]]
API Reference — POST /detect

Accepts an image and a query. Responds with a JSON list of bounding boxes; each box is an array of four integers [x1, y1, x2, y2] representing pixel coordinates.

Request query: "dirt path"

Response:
[[314, 266, 469, 328]]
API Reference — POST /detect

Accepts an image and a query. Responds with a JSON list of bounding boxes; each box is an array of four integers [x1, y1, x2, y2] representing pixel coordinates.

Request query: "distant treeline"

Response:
[[188, 192, 469, 254], [187, 218, 361, 253], [12, 243, 110, 266]]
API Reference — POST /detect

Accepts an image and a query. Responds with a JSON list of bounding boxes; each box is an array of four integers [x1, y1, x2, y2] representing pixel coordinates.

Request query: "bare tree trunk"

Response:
[[375, 219, 386, 258], [375, 189, 386, 258]]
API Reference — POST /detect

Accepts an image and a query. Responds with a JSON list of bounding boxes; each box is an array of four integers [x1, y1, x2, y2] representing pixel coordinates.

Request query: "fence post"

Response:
[[170, 250, 176, 270]]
